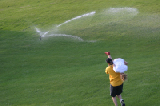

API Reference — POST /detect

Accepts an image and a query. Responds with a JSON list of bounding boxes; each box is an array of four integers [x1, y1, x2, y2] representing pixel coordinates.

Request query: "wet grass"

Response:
[[0, 0, 160, 106]]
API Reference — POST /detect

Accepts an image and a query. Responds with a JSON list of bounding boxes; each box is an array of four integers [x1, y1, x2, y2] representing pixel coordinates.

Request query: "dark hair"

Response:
[[106, 58, 113, 63]]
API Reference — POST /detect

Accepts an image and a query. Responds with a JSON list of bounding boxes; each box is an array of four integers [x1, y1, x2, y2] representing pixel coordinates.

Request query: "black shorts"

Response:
[[110, 83, 123, 97]]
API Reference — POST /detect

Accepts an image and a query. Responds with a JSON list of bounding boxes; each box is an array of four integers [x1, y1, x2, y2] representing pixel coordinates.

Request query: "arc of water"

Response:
[[35, 27, 84, 41], [56, 11, 96, 27], [36, 28, 49, 37], [35, 11, 96, 42]]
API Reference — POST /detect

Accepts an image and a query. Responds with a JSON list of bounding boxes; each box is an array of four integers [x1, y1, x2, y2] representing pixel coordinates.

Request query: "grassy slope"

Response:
[[0, 0, 160, 106]]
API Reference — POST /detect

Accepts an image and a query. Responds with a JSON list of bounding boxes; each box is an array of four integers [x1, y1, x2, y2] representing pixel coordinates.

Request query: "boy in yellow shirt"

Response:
[[105, 52, 128, 106]]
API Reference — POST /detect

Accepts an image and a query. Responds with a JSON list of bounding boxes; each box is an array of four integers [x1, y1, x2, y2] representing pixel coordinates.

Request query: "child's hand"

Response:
[[105, 52, 110, 55]]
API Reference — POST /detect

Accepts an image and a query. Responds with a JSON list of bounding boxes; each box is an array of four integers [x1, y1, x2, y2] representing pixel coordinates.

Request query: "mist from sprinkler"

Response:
[[36, 7, 138, 41], [36, 11, 96, 41]]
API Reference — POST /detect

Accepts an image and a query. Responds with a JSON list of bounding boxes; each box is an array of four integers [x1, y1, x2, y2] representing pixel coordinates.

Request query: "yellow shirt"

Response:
[[105, 64, 123, 87]]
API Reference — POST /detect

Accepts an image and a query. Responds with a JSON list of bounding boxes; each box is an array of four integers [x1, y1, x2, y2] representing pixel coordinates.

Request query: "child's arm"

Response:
[[124, 61, 128, 65], [105, 52, 112, 59], [108, 55, 112, 59]]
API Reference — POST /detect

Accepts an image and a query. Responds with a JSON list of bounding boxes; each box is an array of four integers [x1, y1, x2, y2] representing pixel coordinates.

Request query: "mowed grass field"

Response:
[[0, 0, 160, 106]]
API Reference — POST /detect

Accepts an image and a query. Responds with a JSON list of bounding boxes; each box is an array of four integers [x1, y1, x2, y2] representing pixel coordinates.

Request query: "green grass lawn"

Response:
[[0, 0, 160, 106]]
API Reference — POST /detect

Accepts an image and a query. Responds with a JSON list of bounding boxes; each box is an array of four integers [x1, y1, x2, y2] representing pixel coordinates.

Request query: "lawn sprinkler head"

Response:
[[40, 36, 41, 40]]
